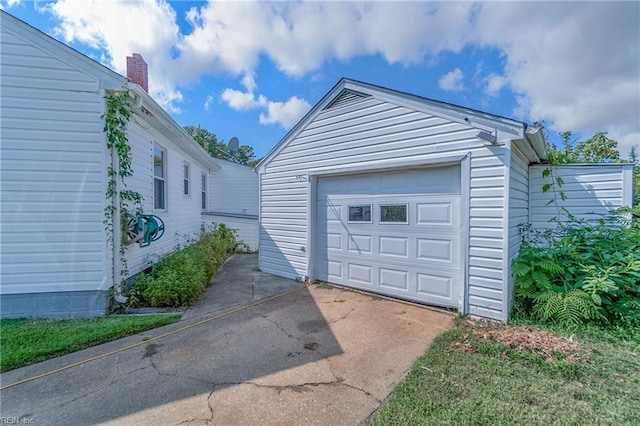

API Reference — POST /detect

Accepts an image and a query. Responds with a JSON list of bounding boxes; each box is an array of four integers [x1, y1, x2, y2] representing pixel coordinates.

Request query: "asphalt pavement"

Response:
[[0, 253, 453, 425]]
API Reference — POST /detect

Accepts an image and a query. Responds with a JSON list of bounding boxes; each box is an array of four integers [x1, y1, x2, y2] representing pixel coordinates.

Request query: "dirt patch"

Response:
[[451, 318, 589, 362]]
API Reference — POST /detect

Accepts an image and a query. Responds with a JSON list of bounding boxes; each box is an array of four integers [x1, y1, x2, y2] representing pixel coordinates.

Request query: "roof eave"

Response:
[[127, 83, 221, 172], [525, 125, 548, 162]]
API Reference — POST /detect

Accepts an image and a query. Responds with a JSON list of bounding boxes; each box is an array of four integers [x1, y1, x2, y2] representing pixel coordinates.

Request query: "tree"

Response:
[[184, 125, 259, 166], [235, 145, 257, 167], [547, 131, 638, 207], [184, 125, 228, 159], [547, 131, 620, 165]]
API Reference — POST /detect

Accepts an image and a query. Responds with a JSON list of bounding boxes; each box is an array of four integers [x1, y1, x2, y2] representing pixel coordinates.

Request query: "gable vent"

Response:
[[324, 89, 371, 110]]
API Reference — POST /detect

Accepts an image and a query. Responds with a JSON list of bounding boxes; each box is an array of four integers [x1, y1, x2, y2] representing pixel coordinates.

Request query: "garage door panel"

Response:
[[317, 232, 343, 251], [316, 166, 462, 309], [379, 236, 409, 258], [348, 234, 372, 254], [322, 253, 458, 274], [348, 263, 373, 285], [327, 260, 342, 279], [417, 238, 455, 262], [379, 268, 409, 291], [416, 202, 456, 226], [417, 273, 453, 301]]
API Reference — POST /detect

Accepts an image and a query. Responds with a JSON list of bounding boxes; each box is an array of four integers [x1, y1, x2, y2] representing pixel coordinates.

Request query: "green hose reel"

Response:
[[125, 213, 165, 247]]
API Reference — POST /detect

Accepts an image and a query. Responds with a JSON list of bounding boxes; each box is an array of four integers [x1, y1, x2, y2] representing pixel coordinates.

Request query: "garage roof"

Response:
[[256, 78, 547, 172]]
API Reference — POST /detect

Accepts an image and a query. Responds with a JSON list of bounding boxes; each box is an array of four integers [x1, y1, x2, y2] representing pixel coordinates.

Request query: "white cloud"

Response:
[[221, 74, 310, 129], [220, 88, 267, 111], [47, 0, 183, 111], [203, 95, 213, 111], [0, 0, 21, 9], [485, 74, 507, 97], [43, 1, 638, 153], [439, 68, 465, 92], [473, 2, 639, 155], [241, 74, 257, 93], [259, 96, 311, 129]]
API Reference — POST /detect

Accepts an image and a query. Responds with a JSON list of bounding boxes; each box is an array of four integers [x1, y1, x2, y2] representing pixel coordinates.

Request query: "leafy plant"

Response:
[[127, 224, 243, 308], [532, 289, 604, 327], [102, 89, 143, 290], [513, 211, 640, 327]]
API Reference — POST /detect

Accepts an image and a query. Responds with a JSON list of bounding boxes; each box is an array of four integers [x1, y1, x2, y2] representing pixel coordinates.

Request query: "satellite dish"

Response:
[[227, 137, 239, 159]]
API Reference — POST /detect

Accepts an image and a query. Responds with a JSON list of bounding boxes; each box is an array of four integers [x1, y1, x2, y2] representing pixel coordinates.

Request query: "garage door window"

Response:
[[380, 204, 407, 223], [348, 205, 372, 222]]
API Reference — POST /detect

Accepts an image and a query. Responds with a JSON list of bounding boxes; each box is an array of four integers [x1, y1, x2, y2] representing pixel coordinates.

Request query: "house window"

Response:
[[380, 204, 408, 223], [201, 172, 207, 210], [183, 162, 190, 195], [348, 205, 372, 222], [154, 145, 166, 210]]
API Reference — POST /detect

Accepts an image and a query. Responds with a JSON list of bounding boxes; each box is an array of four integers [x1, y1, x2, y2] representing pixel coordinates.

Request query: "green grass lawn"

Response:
[[0, 314, 181, 372], [368, 318, 640, 425]]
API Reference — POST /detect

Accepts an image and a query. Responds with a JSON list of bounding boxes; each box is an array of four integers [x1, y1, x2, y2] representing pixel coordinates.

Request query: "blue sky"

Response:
[[3, 1, 638, 159]]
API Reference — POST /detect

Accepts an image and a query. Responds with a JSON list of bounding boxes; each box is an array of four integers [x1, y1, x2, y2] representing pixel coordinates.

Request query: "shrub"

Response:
[[513, 209, 640, 327], [127, 224, 242, 308]]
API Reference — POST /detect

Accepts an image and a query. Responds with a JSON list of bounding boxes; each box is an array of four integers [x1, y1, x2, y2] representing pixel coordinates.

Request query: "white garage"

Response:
[[256, 78, 633, 321], [316, 166, 462, 307]]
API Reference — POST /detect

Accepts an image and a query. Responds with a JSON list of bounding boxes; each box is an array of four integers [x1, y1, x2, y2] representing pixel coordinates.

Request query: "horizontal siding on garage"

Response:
[[505, 146, 530, 313], [0, 27, 108, 295], [260, 96, 511, 319], [529, 164, 633, 230]]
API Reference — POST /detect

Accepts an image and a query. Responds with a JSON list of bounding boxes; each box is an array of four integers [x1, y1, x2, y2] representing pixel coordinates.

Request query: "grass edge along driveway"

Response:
[[368, 317, 640, 425], [1, 314, 181, 372]]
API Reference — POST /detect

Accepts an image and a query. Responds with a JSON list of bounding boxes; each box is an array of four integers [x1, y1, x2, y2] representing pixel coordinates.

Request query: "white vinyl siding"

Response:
[[0, 26, 108, 295], [209, 161, 258, 216], [259, 95, 513, 320], [202, 214, 258, 251], [123, 120, 213, 278], [506, 147, 530, 312], [0, 13, 259, 318], [529, 164, 633, 230]]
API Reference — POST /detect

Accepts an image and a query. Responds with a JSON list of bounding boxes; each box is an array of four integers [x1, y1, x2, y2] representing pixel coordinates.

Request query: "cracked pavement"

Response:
[[1, 256, 453, 425]]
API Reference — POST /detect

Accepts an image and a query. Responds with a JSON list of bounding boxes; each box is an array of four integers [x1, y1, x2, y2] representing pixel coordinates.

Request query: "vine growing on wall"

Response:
[[103, 90, 143, 286]]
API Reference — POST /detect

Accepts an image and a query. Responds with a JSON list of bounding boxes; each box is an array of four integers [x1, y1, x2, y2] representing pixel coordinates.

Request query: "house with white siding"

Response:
[[0, 11, 257, 318], [256, 78, 633, 322]]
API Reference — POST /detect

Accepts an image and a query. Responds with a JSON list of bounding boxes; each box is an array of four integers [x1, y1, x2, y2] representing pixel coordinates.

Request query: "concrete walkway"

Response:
[[0, 254, 453, 425], [181, 253, 304, 321]]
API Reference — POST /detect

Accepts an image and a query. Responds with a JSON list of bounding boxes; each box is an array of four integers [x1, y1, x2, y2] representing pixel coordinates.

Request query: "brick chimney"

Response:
[[126, 53, 148, 92]]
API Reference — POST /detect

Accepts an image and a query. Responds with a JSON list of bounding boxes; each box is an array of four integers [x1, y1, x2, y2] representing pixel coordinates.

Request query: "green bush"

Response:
[[513, 209, 640, 327], [127, 224, 242, 308]]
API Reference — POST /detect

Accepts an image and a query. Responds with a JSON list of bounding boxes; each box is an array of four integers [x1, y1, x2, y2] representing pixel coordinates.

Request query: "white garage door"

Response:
[[316, 166, 462, 308]]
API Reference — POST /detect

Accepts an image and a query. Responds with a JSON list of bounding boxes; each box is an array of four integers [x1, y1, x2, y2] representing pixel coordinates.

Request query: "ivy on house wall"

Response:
[[103, 90, 143, 286]]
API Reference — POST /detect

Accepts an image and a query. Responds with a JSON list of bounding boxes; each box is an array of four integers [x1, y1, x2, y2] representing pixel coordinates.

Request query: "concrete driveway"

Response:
[[1, 258, 453, 425]]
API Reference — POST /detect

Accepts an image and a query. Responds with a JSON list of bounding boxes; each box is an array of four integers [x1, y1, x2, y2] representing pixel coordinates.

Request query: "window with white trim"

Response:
[[201, 172, 207, 210], [183, 161, 190, 195], [380, 204, 408, 223], [154, 145, 166, 210], [348, 205, 372, 222]]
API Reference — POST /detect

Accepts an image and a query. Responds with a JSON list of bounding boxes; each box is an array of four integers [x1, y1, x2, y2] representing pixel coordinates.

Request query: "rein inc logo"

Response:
[[1, 416, 34, 424]]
